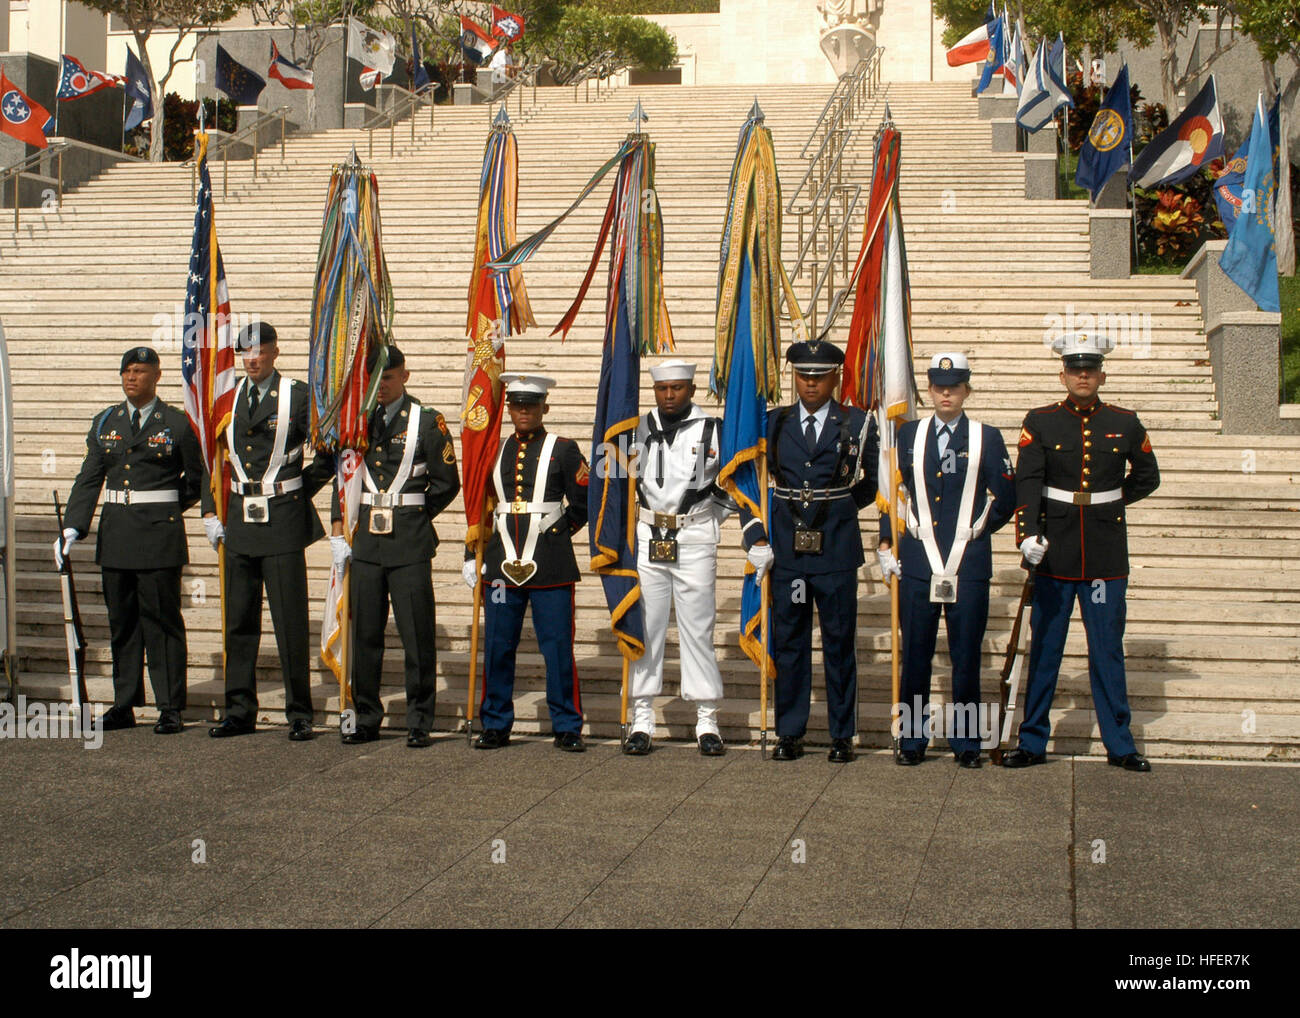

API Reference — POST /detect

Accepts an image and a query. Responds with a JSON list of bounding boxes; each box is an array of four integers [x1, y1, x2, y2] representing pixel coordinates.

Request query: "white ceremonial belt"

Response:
[[638, 506, 713, 530], [496, 500, 564, 530], [232, 476, 303, 496], [105, 488, 179, 506], [360, 492, 425, 508], [1043, 485, 1122, 506]]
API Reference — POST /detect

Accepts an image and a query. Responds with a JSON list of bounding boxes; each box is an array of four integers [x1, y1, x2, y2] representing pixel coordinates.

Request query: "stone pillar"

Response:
[[1089, 209, 1131, 278], [1024, 153, 1057, 199], [1025, 127, 1057, 154], [977, 93, 1017, 120], [990, 118, 1018, 152], [454, 82, 482, 106], [1094, 169, 1129, 210]]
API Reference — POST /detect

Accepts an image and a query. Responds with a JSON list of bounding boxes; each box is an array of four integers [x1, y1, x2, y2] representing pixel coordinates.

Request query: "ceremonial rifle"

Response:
[[53, 491, 88, 714], [990, 561, 1035, 764]]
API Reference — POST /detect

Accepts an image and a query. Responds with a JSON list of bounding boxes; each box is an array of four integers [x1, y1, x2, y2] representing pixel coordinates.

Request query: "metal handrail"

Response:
[[364, 84, 436, 160], [1, 140, 69, 231], [566, 50, 627, 102], [186, 105, 293, 199], [487, 62, 541, 121]]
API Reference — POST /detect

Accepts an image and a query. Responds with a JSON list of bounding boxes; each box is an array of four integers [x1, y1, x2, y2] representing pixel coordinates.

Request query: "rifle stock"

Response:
[[990, 562, 1035, 764], [53, 492, 88, 712]]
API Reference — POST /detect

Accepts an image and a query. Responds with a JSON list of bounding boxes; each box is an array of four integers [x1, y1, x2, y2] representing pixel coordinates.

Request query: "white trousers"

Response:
[[630, 541, 724, 737]]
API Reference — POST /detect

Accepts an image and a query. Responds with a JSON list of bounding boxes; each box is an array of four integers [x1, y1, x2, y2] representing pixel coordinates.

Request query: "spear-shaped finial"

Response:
[[347, 143, 360, 168], [198, 100, 207, 133], [493, 104, 512, 129], [748, 97, 764, 124], [628, 99, 649, 134]]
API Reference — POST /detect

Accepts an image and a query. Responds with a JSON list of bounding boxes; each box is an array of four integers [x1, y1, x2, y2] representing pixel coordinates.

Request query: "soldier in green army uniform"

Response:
[[202, 323, 335, 742], [59, 346, 204, 734], [331, 346, 461, 748]]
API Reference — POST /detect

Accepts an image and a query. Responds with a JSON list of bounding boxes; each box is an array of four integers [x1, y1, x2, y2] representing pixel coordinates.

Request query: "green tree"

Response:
[[547, 6, 677, 80], [81, 1, 248, 161], [248, 1, 379, 70]]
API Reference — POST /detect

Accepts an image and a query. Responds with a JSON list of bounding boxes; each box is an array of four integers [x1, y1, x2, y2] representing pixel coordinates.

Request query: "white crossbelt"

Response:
[[637, 504, 714, 529], [910, 416, 992, 578], [1043, 485, 1122, 506], [361, 402, 423, 507], [493, 432, 563, 576], [104, 489, 179, 506], [226, 378, 304, 497]]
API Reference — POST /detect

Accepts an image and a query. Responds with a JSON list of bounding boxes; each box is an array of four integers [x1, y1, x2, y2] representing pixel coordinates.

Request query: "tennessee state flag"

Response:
[[0, 71, 52, 149]]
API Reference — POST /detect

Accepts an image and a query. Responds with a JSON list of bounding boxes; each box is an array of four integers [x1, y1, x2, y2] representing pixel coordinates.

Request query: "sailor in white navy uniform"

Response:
[[877, 353, 1015, 768], [624, 359, 731, 757]]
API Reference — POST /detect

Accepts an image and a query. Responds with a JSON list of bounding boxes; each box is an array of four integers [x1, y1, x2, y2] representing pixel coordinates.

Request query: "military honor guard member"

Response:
[[740, 340, 877, 762], [876, 353, 1015, 768], [1003, 332, 1160, 772], [331, 346, 460, 748], [58, 346, 204, 733], [202, 323, 334, 742], [465, 375, 591, 752], [624, 359, 730, 757]]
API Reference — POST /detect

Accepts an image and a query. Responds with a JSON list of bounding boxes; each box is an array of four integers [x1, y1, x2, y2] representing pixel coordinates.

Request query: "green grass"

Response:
[[1282, 274, 1300, 404], [1058, 150, 1090, 201]]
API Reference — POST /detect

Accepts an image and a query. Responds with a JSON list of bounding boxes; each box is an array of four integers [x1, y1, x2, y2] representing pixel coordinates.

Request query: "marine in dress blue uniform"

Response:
[[467, 375, 591, 753], [60, 346, 204, 734], [877, 353, 1015, 767], [1002, 332, 1160, 772], [740, 340, 878, 762]]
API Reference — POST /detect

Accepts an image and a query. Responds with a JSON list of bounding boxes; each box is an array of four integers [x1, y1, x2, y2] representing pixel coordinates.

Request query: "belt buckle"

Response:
[[511, 498, 528, 514], [1073, 491, 1091, 506], [653, 511, 676, 530], [121, 490, 132, 506]]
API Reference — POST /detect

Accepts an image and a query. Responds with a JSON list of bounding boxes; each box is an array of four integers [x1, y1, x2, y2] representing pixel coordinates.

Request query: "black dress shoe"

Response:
[[208, 717, 255, 738], [772, 736, 803, 761], [828, 738, 855, 763], [895, 748, 925, 766], [288, 719, 314, 742], [153, 709, 183, 735], [341, 727, 379, 745], [1001, 747, 1047, 768], [698, 733, 726, 757], [623, 731, 651, 755], [554, 731, 586, 753], [100, 706, 136, 731], [474, 728, 510, 750], [406, 728, 432, 749], [956, 749, 982, 769], [1108, 752, 1151, 772]]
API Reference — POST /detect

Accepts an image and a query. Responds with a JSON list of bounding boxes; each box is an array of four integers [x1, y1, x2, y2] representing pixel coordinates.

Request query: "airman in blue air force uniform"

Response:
[[877, 353, 1015, 767], [740, 339, 878, 763], [1003, 332, 1160, 772], [59, 346, 204, 734]]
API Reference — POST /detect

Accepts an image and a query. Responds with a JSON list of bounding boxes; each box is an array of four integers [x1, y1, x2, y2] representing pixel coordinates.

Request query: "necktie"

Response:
[[130, 409, 141, 435], [804, 415, 817, 449], [937, 424, 952, 457], [249, 384, 260, 416], [371, 407, 385, 438]]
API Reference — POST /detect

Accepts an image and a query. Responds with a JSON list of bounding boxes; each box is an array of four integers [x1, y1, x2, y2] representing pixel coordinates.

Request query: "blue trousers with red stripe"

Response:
[[481, 583, 583, 735]]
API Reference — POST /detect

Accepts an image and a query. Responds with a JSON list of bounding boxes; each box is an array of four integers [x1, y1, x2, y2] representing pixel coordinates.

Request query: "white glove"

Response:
[[747, 543, 774, 584], [1019, 536, 1048, 565], [330, 536, 352, 571], [203, 515, 225, 550], [877, 548, 902, 580], [52, 528, 78, 568], [462, 561, 480, 589]]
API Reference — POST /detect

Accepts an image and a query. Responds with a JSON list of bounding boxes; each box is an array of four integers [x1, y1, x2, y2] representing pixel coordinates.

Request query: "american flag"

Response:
[[182, 131, 236, 519]]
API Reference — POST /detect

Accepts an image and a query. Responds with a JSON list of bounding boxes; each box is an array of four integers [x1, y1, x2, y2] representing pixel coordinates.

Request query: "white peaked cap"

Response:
[[501, 373, 557, 398]]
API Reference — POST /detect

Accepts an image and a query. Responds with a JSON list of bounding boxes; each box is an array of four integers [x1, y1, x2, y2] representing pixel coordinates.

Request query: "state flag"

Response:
[[461, 16, 496, 65], [0, 71, 52, 149], [268, 41, 313, 90], [57, 55, 123, 101], [1076, 64, 1133, 202], [215, 44, 266, 106], [1131, 75, 1223, 188], [492, 6, 525, 42], [945, 4, 995, 67], [123, 47, 152, 132]]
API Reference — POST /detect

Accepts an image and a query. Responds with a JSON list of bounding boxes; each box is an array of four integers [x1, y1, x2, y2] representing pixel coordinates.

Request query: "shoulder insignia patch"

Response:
[[575, 462, 589, 487], [1141, 434, 1152, 453], [435, 414, 450, 437], [1018, 427, 1033, 448]]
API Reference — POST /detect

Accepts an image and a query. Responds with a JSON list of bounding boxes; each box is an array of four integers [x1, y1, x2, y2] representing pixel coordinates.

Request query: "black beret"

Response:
[[366, 344, 404, 373], [235, 321, 278, 351], [120, 346, 160, 372]]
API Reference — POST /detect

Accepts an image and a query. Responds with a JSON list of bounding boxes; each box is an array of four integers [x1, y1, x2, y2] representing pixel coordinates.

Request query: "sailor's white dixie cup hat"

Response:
[[649, 359, 696, 382]]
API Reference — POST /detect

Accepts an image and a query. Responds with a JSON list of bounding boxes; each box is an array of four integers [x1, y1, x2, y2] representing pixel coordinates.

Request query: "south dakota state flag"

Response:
[[1219, 94, 1280, 313]]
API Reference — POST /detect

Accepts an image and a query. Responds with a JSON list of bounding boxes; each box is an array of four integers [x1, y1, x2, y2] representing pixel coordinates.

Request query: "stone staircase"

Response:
[[2, 80, 1296, 758]]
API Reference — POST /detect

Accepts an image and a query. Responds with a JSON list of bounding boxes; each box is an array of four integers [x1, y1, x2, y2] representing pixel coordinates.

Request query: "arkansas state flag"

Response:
[[492, 6, 525, 41], [0, 71, 52, 149]]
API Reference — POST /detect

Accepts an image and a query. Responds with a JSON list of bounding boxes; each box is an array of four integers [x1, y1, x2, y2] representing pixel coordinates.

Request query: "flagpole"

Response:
[[466, 530, 484, 745], [888, 443, 901, 760], [759, 455, 770, 759]]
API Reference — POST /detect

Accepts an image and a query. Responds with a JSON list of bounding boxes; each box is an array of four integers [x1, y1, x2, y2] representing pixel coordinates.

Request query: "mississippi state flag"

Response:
[[1131, 75, 1224, 188], [57, 55, 123, 100], [0, 71, 52, 149], [461, 16, 495, 65], [492, 6, 525, 41], [946, 3, 996, 67], [268, 41, 313, 90]]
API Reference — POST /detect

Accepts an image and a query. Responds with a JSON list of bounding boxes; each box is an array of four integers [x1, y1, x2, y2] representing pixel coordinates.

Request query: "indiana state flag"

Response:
[[216, 44, 266, 106], [1076, 64, 1132, 201], [1219, 94, 1280, 313], [716, 255, 771, 673], [589, 297, 645, 661]]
